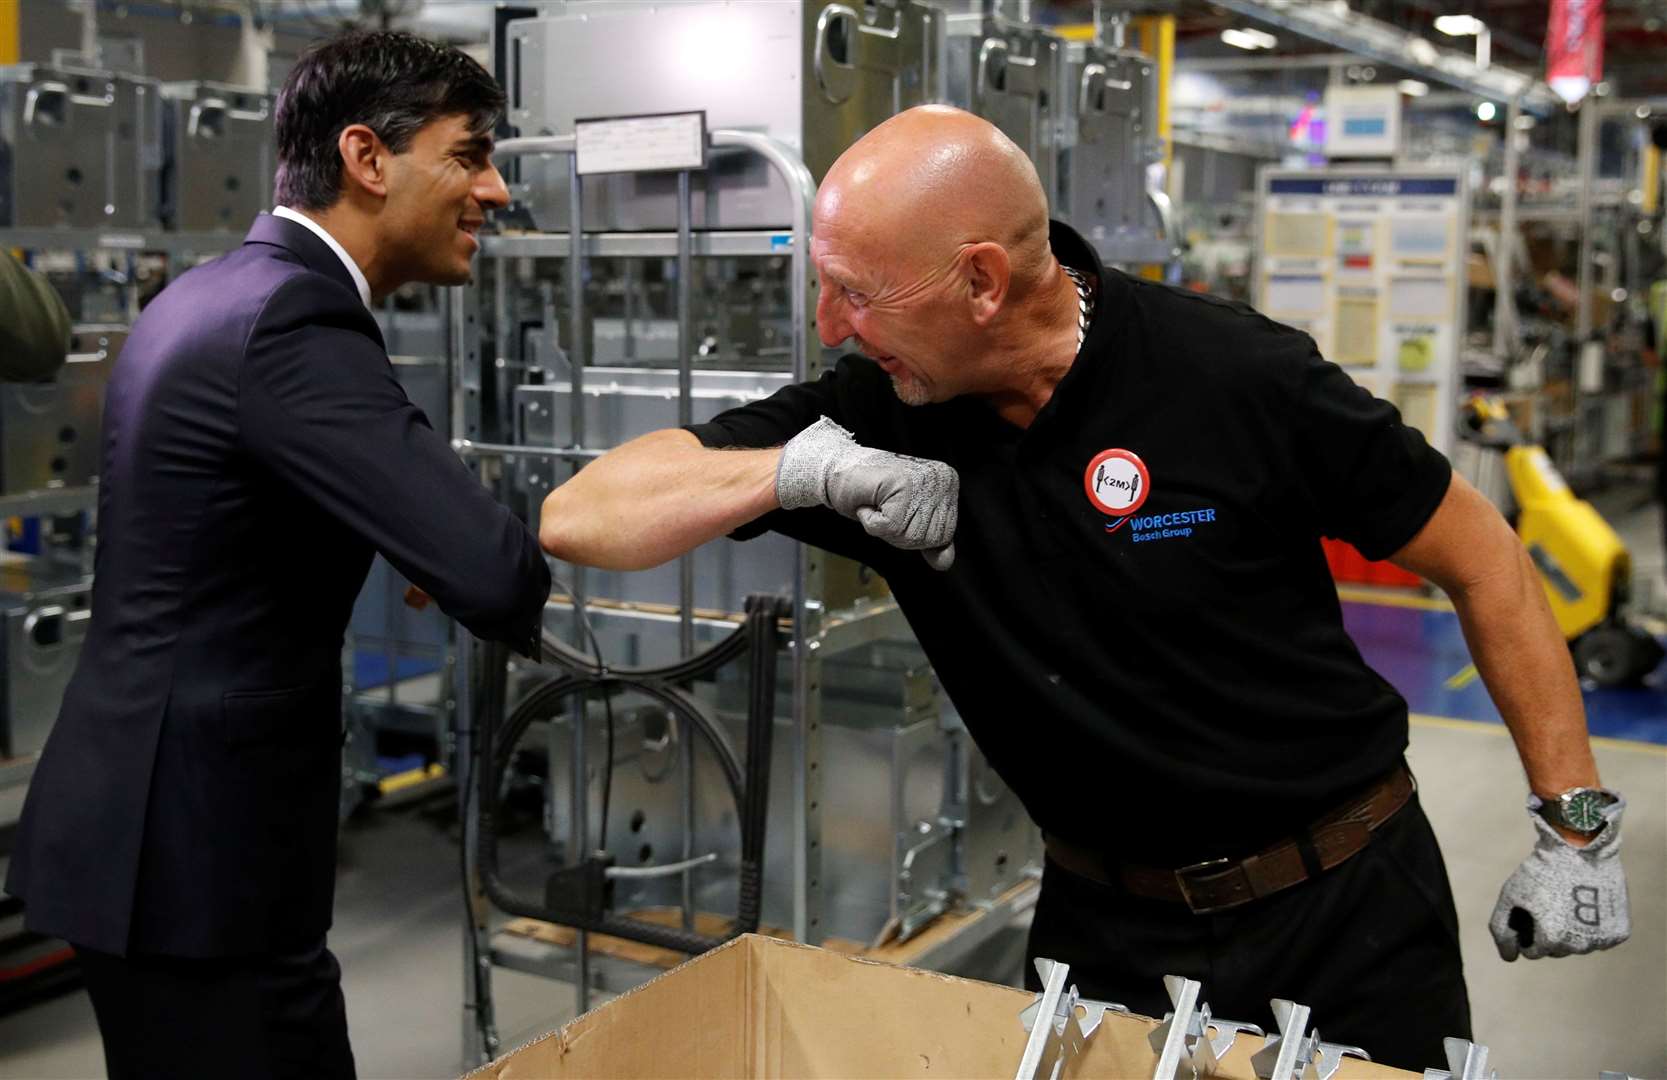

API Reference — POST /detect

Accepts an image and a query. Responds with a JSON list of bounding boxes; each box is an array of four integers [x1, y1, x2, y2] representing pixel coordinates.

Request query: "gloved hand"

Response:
[[777, 416, 959, 570], [1489, 794, 1629, 961]]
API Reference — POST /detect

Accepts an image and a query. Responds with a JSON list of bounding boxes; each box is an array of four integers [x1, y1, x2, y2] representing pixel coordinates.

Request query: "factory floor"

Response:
[[1, 505, 1663, 1079]]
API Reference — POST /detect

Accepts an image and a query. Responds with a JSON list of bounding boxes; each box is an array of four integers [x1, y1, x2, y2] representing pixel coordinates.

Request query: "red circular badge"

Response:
[[1083, 449, 1151, 517]]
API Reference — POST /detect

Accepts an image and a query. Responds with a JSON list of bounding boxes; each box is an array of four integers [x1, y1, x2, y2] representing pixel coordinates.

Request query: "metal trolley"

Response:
[[450, 123, 1042, 1062]]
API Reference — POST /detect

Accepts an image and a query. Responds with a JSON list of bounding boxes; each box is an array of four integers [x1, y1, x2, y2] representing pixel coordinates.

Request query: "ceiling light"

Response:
[[1407, 38, 1438, 65], [1220, 27, 1278, 50], [1476, 101, 1496, 121], [1397, 79, 1429, 97], [1434, 14, 1485, 36]]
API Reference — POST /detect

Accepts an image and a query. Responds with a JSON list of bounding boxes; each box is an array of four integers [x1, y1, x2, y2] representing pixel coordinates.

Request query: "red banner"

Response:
[[1546, 0, 1604, 104]]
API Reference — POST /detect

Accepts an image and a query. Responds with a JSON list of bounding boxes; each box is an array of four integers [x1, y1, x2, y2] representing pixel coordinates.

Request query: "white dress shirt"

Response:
[[271, 206, 373, 310]]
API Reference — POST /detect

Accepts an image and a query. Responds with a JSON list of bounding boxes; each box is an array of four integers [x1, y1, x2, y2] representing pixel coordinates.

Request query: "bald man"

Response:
[[539, 106, 1629, 1068]]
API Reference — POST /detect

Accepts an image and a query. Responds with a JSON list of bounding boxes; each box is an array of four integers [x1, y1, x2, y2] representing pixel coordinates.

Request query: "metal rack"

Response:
[[450, 123, 1045, 1064], [454, 127, 812, 1062]]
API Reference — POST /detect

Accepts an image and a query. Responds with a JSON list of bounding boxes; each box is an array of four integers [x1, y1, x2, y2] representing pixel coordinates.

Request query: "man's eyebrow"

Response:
[[453, 135, 495, 156]]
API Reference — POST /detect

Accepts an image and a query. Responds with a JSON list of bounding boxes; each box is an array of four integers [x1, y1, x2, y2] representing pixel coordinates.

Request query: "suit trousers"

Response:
[[75, 937, 356, 1080], [1024, 793, 1472, 1072]]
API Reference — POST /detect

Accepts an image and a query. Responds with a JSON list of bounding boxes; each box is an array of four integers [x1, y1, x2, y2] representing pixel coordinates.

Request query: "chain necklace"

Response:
[[1062, 265, 1095, 353]]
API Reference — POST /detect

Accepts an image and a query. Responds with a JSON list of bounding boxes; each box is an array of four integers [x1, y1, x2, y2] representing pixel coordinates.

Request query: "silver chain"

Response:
[[1062, 265, 1095, 352]]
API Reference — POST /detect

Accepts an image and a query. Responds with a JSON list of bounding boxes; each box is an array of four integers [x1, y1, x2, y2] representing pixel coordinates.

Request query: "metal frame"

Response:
[[452, 126, 822, 1065]]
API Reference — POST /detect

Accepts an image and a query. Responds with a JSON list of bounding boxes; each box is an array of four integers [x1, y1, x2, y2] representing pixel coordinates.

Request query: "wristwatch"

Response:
[[1530, 787, 1620, 836]]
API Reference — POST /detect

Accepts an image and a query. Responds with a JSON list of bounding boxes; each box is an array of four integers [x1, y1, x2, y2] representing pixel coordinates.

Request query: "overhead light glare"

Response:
[[1407, 38, 1438, 65], [1476, 101, 1497, 121], [1550, 75, 1591, 105], [1434, 14, 1485, 36], [1220, 27, 1278, 50], [1397, 79, 1429, 97]]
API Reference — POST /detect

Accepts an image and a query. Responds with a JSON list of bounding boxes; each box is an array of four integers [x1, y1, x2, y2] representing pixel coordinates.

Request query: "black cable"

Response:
[[544, 575, 614, 852], [475, 596, 784, 957], [597, 684, 615, 851]]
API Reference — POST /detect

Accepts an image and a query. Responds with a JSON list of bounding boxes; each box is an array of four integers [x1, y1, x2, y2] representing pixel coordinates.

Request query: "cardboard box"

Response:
[[464, 934, 1413, 1079]]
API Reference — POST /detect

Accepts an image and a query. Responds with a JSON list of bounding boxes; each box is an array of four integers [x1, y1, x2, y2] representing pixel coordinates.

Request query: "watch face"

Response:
[[1563, 791, 1607, 832]]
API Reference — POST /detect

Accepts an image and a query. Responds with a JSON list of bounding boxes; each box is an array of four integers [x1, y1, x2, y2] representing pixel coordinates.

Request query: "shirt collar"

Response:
[[271, 206, 373, 310]]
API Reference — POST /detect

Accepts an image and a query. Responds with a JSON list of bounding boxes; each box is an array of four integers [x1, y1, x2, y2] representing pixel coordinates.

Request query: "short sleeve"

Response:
[[683, 364, 900, 569], [1291, 352, 1452, 561], [684, 368, 842, 451]]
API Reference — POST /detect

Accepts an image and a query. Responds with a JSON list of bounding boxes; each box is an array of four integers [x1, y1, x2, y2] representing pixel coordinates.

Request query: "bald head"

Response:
[[816, 106, 1052, 295]]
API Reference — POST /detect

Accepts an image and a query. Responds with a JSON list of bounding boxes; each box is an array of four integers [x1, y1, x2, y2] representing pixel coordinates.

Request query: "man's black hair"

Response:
[[273, 29, 505, 211]]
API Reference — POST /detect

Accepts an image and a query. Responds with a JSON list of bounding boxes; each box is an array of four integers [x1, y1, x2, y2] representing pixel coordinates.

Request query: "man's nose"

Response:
[[815, 287, 851, 348], [476, 164, 511, 210]]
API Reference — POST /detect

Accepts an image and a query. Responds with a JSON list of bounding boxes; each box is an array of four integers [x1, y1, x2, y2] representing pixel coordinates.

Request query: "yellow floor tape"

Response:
[[1411, 713, 1667, 756]]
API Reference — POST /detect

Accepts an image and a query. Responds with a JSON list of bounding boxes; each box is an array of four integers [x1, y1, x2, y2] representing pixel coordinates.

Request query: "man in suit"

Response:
[[3, 30, 548, 1079]]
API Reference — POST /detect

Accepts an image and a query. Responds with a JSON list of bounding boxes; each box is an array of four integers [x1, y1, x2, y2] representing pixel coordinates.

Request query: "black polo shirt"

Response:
[[686, 221, 1451, 867]]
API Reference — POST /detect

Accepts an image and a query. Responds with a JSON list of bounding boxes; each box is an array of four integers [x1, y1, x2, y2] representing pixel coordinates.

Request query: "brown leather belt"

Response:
[[1043, 764, 1415, 915]]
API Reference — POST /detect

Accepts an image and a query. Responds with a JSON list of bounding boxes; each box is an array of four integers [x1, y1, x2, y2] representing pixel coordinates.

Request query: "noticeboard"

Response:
[[1254, 169, 1468, 455]]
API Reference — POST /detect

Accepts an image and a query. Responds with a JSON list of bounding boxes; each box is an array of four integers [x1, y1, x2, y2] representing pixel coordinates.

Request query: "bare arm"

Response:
[[1390, 473, 1600, 838], [539, 429, 781, 571]]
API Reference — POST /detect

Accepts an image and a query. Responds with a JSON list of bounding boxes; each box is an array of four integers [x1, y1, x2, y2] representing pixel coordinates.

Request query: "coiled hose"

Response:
[[475, 594, 787, 957]]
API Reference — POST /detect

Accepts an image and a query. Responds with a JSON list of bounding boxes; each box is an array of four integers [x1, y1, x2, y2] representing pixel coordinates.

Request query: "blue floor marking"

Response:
[[1341, 601, 1667, 745]]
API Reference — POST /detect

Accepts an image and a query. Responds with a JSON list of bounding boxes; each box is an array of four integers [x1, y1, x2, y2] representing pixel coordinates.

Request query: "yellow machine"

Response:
[[1466, 398, 1664, 687]]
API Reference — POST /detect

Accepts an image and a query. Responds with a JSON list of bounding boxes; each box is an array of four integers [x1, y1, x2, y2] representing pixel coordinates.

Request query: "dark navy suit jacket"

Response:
[[5, 213, 550, 957]]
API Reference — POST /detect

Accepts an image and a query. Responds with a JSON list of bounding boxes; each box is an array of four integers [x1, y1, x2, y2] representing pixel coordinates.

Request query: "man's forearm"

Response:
[[1449, 543, 1601, 800], [539, 428, 781, 570], [1392, 476, 1601, 825]]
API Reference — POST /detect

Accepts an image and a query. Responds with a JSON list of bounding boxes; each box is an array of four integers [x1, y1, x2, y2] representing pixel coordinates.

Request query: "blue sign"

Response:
[[1269, 176, 1459, 197]]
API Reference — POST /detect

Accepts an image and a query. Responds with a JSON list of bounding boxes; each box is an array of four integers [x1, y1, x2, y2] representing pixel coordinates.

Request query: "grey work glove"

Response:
[[1489, 794, 1629, 961], [777, 417, 959, 570]]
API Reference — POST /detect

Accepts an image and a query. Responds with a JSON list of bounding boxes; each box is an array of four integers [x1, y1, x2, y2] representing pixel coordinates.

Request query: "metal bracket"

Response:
[[1192, 1012, 1267, 1077], [1016, 958, 1117, 1080], [1422, 1038, 1497, 1080], [1149, 976, 1203, 1078], [1250, 999, 1372, 1080], [1252, 1000, 1312, 1080], [1148, 975, 1265, 1079], [1302, 1036, 1372, 1080]]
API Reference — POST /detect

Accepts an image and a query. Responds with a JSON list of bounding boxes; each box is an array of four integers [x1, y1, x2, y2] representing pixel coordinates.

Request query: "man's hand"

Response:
[[777, 417, 959, 569], [1489, 796, 1629, 961]]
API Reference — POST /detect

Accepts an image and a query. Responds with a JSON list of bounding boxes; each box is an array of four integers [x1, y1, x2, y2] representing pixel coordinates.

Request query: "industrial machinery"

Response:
[[0, 64, 162, 229], [0, 567, 90, 762], [159, 81, 274, 232], [503, 0, 1171, 265], [0, 325, 117, 810], [0, 327, 122, 499], [505, 0, 945, 233], [1464, 396, 1664, 687]]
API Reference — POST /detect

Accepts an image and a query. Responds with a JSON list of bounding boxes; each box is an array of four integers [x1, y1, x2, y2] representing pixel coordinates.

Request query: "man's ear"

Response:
[[962, 242, 1011, 326], [337, 123, 389, 200]]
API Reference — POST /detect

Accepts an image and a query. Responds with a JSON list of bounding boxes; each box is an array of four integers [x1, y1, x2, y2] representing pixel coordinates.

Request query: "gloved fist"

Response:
[[777, 416, 959, 570], [1489, 795, 1629, 961]]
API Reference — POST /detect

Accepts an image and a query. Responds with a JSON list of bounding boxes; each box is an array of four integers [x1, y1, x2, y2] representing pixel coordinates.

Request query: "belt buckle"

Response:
[[1173, 857, 1234, 915]]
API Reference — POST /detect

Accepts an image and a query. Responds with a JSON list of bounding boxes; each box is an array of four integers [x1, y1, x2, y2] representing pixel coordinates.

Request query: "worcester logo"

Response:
[[1084, 448, 1218, 542]]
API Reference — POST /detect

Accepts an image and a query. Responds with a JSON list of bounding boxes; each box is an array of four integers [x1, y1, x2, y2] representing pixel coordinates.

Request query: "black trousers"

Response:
[[1025, 794, 1471, 1072], [75, 937, 356, 1080]]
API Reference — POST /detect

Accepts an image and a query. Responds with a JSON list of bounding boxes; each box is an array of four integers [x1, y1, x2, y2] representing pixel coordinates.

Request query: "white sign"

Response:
[[1323, 85, 1402, 159], [574, 111, 706, 177]]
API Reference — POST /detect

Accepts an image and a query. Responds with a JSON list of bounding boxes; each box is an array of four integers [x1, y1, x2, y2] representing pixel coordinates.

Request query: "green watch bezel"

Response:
[[1537, 788, 1617, 835]]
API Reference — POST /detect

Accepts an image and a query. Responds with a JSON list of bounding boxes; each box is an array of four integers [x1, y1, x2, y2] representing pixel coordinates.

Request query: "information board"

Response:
[[1255, 169, 1467, 454]]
